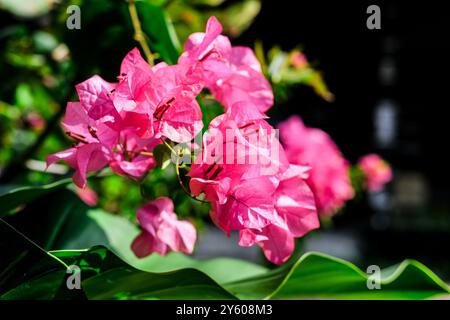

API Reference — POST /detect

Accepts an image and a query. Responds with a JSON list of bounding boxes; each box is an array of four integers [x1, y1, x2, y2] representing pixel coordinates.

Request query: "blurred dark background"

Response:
[[235, 0, 450, 278]]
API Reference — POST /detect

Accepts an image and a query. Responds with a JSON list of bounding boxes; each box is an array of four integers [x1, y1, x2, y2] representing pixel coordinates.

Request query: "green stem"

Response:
[[161, 139, 207, 204], [128, 0, 155, 66]]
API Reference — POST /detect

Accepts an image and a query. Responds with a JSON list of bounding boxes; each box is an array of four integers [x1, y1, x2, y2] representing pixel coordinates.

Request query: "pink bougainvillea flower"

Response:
[[278, 115, 354, 217], [85, 48, 203, 143], [237, 165, 319, 265], [208, 46, 274, 113], [358, 154, 393, 192], [189, 101, 288, 208], [203, 167, 319, 265], [179, 16, 274, 112], [47, 109, 116, 188], [109, 131, 159, 179], [47, 17, 320, 265], [75, 185, 98, 207], [239, 224, 294, 265], [47, 47, 205, 186], [47, 91, 157, 188], [131, 197, 197, 258], [147, 62, 203, 143], [189, 104, 318, 264]]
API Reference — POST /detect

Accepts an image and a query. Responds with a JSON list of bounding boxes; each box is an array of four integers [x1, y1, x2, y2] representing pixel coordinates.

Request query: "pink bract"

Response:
[[278, 115, 354, 217], [179, 17, 274, 113], [131, 197, 197, 257], [358, 154, 393, 192], [47, 47, 205, 187], [189, 106, 318, 264]]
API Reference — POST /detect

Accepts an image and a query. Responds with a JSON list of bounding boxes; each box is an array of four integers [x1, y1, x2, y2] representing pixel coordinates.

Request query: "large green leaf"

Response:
[[1, 183, 449, 300], [53, 246, 236, 300], [0, 218, 82, 300], [2, 185, 266, 286], [224, 252, 450, 300], [0, 178, 71, 217], [81, 259, 236, 300], [0, 219, 236, 300], [71, 209, 450, 300], [4, 189, 109, 250], [87, 208, 268, 284]]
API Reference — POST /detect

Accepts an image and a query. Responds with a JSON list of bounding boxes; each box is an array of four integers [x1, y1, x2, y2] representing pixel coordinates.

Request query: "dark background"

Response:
[[235, 0, 450, 278]]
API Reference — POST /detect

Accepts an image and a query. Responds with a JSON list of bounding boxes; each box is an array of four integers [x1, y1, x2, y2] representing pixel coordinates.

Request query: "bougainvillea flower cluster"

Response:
[[189, 104, 318, 264], [131, 197, 196, 257], [278, 115, 354, 217], [358, 154, 393, 192], [48, 17, 320, 264]]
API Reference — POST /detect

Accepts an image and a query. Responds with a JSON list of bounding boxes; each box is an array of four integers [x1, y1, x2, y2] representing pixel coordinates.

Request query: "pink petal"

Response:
[[155, 99, 203, 143], [74, 143, 110, 188], [75, 75, 116, 111], [110, 156, 155, 180], [120, 47, 152, 78], [258, 224, 295, 265], [46, 148, 77, 169], [216, 176, 277, 231], [239, 224, 295, 265], [114, 48, 154, 114], [131, 231, 168, 258], [274, 167, 319, 237], [278, 116, 354, 216], [213, 70, 274, 112], [238, 229, 269, 247], [121, 111, 154, 139], [158, 218, 197, 254], [61, 102, 91, 139], [192, 16, 223, 61], [75, 186, 98, 206], [230, 46, 262, 72]]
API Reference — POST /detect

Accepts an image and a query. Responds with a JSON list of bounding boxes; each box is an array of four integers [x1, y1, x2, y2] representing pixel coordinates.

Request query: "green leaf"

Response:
[[53, 246, 237, 300], [224, 252, 450, 300], [78, 210, 450, 299], [32, 198, 450, 300], [1, 218, 236, 300], [81, 260, 237, 300], [87, 209, 268, 284], [133, 1, 181, 64], [0, 178, 72, 217], [0, 219, 79, 300], [2, 185, 448, 300], [4, 189, 110, 250]]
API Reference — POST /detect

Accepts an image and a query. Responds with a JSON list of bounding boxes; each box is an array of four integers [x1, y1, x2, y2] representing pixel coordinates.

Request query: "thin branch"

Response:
[[161, 139, 207, 204], [128, 0, 155, 66], [175, 161, 208, 204]]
